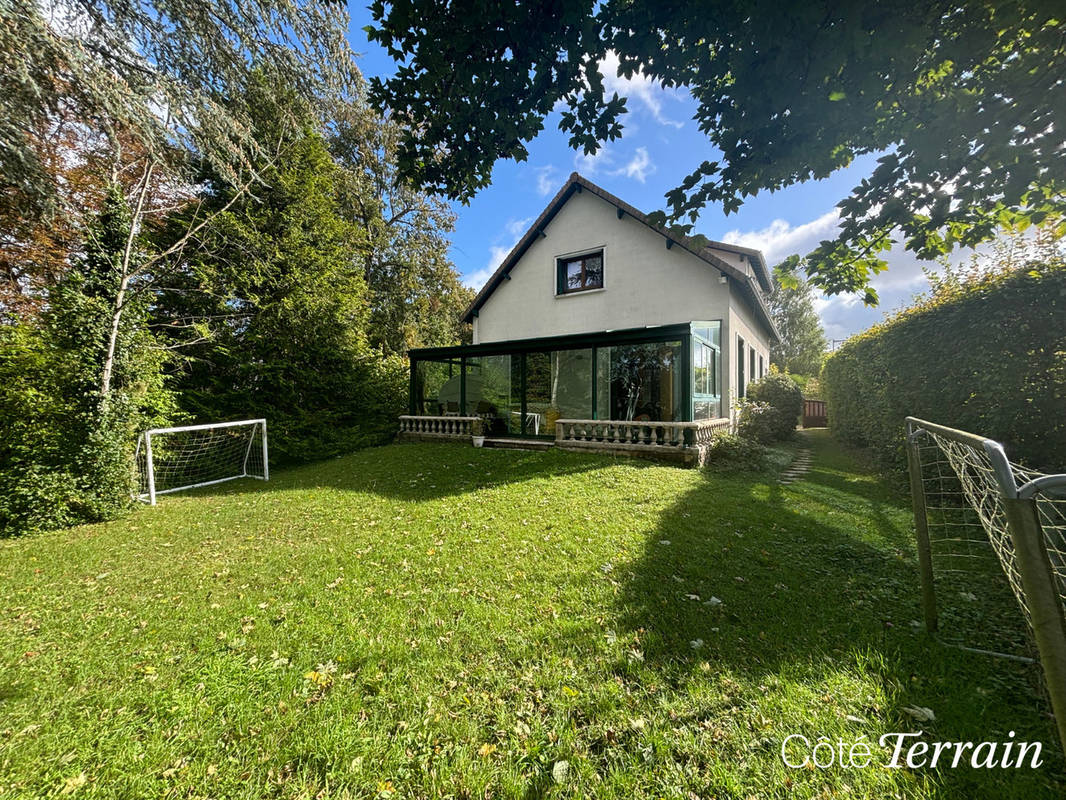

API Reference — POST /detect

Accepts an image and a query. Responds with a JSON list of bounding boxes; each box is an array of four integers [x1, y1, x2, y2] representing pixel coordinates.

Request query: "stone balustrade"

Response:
[[555, 417, 730, 449], [397, 414, 730, 465], [692, 417, 731, 445], [398, 415, 479, 439], [555, 417, 731, 465]]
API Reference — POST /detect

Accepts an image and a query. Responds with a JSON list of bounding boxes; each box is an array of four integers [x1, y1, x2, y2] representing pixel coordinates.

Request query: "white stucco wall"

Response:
[[725, 289, 773, 409], [471, 187, 775, 421], [474, 190, 734, 343]]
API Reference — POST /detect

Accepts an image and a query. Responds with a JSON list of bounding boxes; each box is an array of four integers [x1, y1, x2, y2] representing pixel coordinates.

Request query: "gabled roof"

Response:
[[461, 172, 779, 342]]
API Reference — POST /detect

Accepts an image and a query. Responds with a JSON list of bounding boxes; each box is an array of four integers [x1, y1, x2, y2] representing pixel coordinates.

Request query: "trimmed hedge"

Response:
[[821, 261, 1066, 472]]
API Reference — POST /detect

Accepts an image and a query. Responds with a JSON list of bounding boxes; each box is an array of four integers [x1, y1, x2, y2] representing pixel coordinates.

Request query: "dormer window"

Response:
[[557, 250, 604, 295]]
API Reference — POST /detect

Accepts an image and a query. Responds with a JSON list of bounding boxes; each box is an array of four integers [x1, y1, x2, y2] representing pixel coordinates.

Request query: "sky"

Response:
[[347, 9, 976, 343]]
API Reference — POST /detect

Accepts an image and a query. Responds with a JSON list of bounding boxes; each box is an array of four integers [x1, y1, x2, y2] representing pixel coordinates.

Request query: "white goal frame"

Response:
[[137, 418, 268, 505]]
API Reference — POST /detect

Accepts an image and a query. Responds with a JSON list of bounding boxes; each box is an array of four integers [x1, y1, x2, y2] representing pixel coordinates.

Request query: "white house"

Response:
[[402, 173, 778, 461]]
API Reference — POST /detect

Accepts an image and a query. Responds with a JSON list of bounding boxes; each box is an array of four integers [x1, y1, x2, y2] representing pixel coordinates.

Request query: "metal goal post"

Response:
[[905, 416, 1066, 758], [136, 418, 269, 505]]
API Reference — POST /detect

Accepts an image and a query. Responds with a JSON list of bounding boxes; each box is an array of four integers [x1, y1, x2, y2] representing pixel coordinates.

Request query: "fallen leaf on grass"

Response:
[[903, 705, 935, 722], [304, 670, 333, 688], [552, 760, 570, 784], [60, 773, 87, 795]]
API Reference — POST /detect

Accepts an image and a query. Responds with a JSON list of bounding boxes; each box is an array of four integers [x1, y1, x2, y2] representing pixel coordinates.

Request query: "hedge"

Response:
[[821, 261, 1066, 473]]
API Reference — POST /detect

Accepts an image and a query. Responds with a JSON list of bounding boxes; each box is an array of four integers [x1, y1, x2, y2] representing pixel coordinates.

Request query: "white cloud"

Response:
[[462, 216, 533, 289], [504, 217, 531, 238], [599, 51, 685, 129], [462, 266, 495, 291], [574, 142, 655, 183], [535, 166, 560, 196], [609, 147, 654, 183], [722, 210, 983, 341], [721, 211, 840, 266], [574, 143, 614, 174]]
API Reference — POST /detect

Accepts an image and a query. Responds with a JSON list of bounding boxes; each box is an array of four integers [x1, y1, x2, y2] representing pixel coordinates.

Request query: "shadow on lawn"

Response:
[[192, 441, 620, 503], [616, 444, 913, 678], [615, 431, 1065, 791]]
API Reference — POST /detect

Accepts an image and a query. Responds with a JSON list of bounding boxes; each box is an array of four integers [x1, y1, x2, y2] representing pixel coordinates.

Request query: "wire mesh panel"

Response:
[[135, 419, 268, 503], [1034, 488, 1066, 607], [910, 421, 1066, 642], [910, 426, 1031, 652], [907, 416, 1066, 757]]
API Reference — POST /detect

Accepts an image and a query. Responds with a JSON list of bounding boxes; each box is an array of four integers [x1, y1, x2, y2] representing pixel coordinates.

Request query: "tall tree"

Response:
[[3, 0, 355, 214], [153, 84, 405, 463], [1, 184, 172, 534], [365, 0, 1065, 303], [3, 0, 358, 398], [767, 258, 828, 376], [1, 120, 192, 322], [331, 106, 473, 355]]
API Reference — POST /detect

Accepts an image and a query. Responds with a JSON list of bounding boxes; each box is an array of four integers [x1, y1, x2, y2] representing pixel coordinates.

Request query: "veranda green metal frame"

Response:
[[408, 322, 721, 437]]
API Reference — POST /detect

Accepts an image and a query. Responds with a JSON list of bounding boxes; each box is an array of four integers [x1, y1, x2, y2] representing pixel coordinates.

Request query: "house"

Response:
[[400, 172, 779, 464]]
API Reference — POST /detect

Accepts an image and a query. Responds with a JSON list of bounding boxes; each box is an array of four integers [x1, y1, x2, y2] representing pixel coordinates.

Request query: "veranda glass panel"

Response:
[[464, 355, 518, 436], [692, 339, 721, 419], [551, 349, 593, 425], [595, 349, 611, 420], [523, 350, 593, 435], [525, 352, 552, 435], [692, 324, 720, 348], [596, 341, 682, 421], [414, 358, 460, 415]]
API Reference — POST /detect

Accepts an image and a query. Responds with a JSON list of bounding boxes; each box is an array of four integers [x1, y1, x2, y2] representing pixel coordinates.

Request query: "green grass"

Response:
[[1, 431, 1062, 798]]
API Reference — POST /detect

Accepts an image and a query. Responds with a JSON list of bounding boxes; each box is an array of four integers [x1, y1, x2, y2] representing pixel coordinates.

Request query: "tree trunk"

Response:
[[99, 158, 154, 399]]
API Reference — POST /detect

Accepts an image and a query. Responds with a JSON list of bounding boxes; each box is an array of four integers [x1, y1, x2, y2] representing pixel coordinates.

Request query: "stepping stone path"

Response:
[[779, 448, 813, 485]]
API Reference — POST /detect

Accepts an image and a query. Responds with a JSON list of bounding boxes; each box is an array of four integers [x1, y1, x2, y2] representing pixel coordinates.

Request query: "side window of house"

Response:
[[557, 250, 604, 294], [737, 337, 746, 397], [750, 348, 756, 386], [759, 354, 764, 379]]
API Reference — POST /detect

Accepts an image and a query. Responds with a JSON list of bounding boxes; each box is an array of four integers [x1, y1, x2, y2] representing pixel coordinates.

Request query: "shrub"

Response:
[[735, 400, 778, 444], [702, 432, 770, 472], [746, 371, 803, 440], [821, 260, 1066, 472], [800, 375, 823, 399], [0, 287, 172, 536]]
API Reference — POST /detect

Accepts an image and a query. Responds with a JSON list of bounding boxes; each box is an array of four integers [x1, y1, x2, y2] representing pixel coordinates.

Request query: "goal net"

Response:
[[135, 419, 268, 504], [907, 417, 1066, 653]]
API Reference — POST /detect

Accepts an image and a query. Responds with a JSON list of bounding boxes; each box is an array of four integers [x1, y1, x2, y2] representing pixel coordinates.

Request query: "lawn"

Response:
[[0, 431, 1062, 798]]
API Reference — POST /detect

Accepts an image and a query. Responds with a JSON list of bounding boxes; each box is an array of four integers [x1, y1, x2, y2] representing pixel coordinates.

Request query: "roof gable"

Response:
[[462, 173, 778, 341]]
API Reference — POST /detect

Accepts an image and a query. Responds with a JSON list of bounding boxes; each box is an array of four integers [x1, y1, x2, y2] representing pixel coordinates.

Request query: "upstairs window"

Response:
[[557, 250, 604, 294]]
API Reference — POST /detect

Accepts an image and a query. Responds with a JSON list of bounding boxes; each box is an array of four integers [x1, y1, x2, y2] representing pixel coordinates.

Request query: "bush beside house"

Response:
[[737, 371, 804, 444], [821, 261, 1066, 472], [748, 372, 804, 439]]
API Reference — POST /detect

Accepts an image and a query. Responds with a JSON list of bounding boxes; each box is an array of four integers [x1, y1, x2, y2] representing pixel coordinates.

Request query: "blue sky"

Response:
[[348, 9, 970, 342]]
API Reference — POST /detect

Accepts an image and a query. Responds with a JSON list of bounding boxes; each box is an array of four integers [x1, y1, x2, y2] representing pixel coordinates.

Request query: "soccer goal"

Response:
[[905, 416, 1066, 757], [135, 419, 268, 505]]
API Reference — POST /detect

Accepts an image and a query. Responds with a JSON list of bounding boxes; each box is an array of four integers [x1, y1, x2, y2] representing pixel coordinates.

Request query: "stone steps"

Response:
[[482, 438, 554, 452], [779, 448, 813, 485]]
